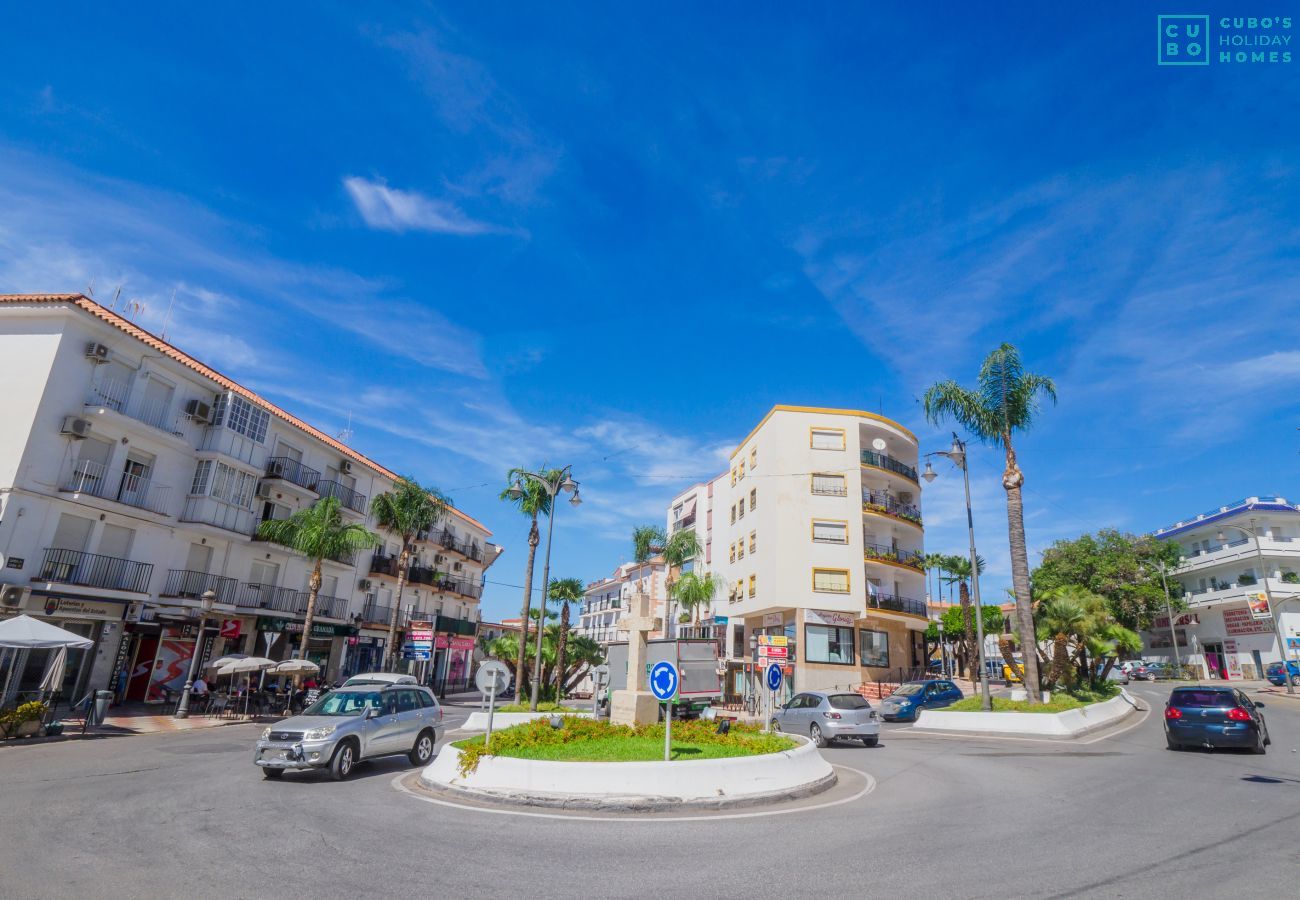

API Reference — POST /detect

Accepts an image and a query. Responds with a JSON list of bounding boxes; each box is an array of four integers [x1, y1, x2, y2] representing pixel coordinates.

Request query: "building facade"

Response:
[[669, 405, 929, 705], [0, 294, 501, 705], [1148, 496, 1300, 680], [575, 559, 668, 648]]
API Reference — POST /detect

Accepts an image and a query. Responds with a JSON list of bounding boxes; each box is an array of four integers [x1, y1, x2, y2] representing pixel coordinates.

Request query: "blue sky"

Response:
[[2, 4, 1297, 620]]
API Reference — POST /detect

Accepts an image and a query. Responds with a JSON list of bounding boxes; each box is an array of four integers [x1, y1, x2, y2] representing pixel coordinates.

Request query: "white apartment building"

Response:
[[667, 405, 928, 704], [0, 293, 501, 705], [576, 558, 668, 648], [1148, 496, 1300, 680]]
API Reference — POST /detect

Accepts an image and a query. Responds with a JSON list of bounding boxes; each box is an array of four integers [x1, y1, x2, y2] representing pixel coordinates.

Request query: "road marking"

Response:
[[390, 764, 877, 823]]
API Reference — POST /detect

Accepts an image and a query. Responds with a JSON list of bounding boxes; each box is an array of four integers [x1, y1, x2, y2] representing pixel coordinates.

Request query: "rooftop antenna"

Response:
[[110, 286, 122, 311], [124, 299, 146, 322], [85, 277, 96, 298], [337, 411, 354, 444], [160, 287, 177, 340]]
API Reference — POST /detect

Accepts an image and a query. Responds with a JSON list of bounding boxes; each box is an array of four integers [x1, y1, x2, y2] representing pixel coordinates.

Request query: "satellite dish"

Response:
[[871, 438, 887, 451]]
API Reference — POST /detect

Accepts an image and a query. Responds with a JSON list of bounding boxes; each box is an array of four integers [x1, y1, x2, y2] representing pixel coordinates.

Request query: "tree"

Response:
[[924, 342, 1057, 701], [547, 577, 585, 701], [630, 525, 703, 637], [370, 477, 449, 671], [1032, 529, 1183, 631], [923, 553, 950, 605], [499, 467, 561, 701], [1033, 585, 1142, 689], [940, 554, 984, 678], [924, 602, 1003, 678], [671, 571, 719, 625], [257, 496, 380, 664]]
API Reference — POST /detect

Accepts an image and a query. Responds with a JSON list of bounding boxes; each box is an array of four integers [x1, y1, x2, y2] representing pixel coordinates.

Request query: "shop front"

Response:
[[255, 617, 358, 681], [1, 592, 128, 706], [343, 633, 387, 678], [431, 635, 476, 695]]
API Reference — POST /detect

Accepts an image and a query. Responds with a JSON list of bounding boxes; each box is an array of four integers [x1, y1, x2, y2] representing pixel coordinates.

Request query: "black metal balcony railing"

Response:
[[861, 450, 919, 482], [298, 593, 345, 619], [264, 456, 321, 491], [811, 479, 849, 496], [161, 570, 239, 604], [361, 602, 394, 624], [370, 554, 401, 578], [408, 565, 438, 586], [862, 490, 923, 526], [318, 480, 367, 514], [868, 592, 928, 617], [236, 583, 299, 612], [436, 614, 477, 636], [863, 542, 925, 571], [435, 576, 483, 600], [436, 530, 484, 562], [38, 548, 153, 594]]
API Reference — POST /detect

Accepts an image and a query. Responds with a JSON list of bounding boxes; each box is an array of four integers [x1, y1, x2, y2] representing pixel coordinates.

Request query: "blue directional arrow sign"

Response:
[[765, 663, 783, 692], [649, 660, 679, 702]]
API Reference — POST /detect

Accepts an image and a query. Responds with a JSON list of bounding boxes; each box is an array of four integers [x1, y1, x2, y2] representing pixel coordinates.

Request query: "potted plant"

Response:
[[1238, 573, 1257, 586], [0, 701, 48, 739]]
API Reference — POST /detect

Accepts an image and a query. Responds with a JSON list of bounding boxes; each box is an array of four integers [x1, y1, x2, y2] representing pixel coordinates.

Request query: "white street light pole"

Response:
[[175, 590, 217, 719], [1154, 562, 1183, 674], [1217, 520, 1294, 695]]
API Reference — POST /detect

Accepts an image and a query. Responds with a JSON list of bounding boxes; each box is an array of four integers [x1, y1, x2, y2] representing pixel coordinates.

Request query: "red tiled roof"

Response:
[[0, 293, 492, 536]]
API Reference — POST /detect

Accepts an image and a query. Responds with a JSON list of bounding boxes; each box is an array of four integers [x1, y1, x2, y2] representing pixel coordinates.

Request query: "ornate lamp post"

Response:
[[174, 590, 217, 719]]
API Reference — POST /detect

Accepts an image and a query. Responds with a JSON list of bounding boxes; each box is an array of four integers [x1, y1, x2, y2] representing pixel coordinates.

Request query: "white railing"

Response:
[[85, 376, 199, 442], [60, 459, 173, 515]]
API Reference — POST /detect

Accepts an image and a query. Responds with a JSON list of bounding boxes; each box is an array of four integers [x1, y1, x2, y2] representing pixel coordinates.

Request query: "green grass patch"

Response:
[[453, 717, 795, 775], [948, 695, 1086, 713], [495, 702, 584, 713]]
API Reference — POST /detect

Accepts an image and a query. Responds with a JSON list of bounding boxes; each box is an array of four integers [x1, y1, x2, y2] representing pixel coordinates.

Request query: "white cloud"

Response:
[[342, 176, 499, 235]]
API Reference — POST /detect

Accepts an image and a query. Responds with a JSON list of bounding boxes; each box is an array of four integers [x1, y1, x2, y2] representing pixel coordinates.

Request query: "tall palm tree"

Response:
[[547, 576, 585, 702], [257, 496, 380, 663], [923, 553, 949, 606], [924, 342, 1057, 702], [672, 571, 719, 625], [631, 525, 703, 638], [370, 477, 449, 671], [499, 467, 559, 701], [940, 554, 983, 678]]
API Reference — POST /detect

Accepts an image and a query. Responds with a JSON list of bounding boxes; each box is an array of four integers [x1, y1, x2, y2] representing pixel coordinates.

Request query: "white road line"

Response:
[[390, 764, 877, 823]]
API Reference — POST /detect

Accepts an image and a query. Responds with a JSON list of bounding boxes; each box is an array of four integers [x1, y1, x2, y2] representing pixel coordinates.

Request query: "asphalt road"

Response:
[[3, 686, 1298, 899]]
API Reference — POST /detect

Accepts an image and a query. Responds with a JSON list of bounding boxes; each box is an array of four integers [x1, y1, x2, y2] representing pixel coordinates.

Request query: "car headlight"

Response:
[[261, 727, 272, 740], [304, 726, 336, 740]]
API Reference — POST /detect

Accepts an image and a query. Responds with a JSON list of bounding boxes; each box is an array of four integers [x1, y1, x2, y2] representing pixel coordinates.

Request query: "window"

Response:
[[212, 392, 270, 443], [748, 575, 756, 597], [738, 498, 745, 518], [806, 624, 855, 664], [813, 568, 850, 593], [811, 428, 845, 451], [210, 462, 257, 508], [750, 488, 757, 509], [812, 520, 848, 544], [749, 531, 756, 553], [750, 448, 757, 469], [731, 468, 737, 486], [737, 540, 744, 560], [859, 629, 889, 668], [729, 543, 736, 563], [730, 505, 736, 524], [828, 693, 871, 710], [738, 461, 745, 480], [811, 473, 847, 496], [190, 459, 213, 495]]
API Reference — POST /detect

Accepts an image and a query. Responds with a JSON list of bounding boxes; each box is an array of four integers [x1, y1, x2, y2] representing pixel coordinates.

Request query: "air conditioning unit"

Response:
[[266, 459, 285, 478], [184, 399, 213, 423], [0, 585, 28, 608], [84, 342, 110, 362], [61, 416, 93, 439], [339, 460, 353, 475], [453, 562, 463, 572], [358, 578, 373, 591], [255, 480, 275, 500]]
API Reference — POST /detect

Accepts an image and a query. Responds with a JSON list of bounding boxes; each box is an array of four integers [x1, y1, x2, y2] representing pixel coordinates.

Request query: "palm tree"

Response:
[[1035, 589, 1092, 688], [672, 571, 719, 625], [560, 634, 605, 694], [370, 477, 449, 671], [941, 554, 983, 678], [631, 525, 703, 637], [499, 467, 560, 701], [257, 496, 380, 664], [924, 342, 1057, 701], [546, 576, 585, 702], [923, 553, 949, 606]]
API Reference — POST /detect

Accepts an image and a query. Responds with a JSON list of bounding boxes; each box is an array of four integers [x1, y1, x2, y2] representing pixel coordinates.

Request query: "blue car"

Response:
[[1165, 686, 1269, 753], [1265, 661, 1300, 686], [879, 680, 963, 721]]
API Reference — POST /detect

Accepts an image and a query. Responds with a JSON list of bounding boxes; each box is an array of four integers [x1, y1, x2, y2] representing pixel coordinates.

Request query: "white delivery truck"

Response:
[[603, 638, 722, 718]]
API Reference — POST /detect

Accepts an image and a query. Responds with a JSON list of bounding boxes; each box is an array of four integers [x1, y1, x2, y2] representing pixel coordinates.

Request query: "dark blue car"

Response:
[[1165, 686, 1270, 753], [879, 680, 963, 721], [1265, 661, 1300, 687]]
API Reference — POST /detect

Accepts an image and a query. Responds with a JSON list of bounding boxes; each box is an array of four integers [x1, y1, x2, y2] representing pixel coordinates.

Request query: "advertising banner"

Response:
[[146, 638, 194, 702]]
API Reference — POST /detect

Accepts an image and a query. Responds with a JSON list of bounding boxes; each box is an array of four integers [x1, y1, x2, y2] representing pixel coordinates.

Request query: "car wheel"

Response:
[[409, 729, 435, 767], [809, 723, 826, 748], [1291, 675, 1300, 686], [1253, 731, 1267, 755], [1165, 735, 1181, 751], [262, 767, 284, 779], [862, 736, 879, 748], [329, 740, 358, 781]]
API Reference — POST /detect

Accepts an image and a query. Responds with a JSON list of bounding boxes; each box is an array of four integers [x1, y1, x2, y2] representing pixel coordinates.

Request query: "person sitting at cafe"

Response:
[[192, 677, 209, 696]]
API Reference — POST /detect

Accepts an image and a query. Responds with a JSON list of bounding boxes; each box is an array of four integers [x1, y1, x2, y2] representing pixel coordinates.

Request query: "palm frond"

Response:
[[257, 495, 381, 560], [370, 476, 449, 542], [631, 524, 666, 562], [922, 380, 1001, 443]]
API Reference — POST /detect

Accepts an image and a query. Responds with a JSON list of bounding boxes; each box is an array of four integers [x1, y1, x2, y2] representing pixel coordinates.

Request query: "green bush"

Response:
[[496, 702, 582, 713], [0, 701, 47, 733]]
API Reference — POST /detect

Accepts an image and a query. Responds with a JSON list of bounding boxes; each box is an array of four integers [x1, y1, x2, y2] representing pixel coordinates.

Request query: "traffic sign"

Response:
[[592, 663, 611, 685], [758, 645, 788, 659], [402, 647, 431, 661], [649, 660, 679, 701], [765, 663, 783, 691], [475, 660, 513, 695]]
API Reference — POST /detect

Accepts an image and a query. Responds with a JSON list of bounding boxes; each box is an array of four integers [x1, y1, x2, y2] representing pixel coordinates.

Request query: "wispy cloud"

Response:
[[342, 176, 501, 236]]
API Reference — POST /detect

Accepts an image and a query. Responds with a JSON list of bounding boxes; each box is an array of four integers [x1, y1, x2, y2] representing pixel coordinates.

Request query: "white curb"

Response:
[[915, 689, 1138, 738], [461, 711, 594, 730]]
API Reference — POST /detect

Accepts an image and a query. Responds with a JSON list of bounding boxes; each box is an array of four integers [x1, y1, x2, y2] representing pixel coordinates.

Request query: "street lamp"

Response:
[[508, 465, 581, 710], [1216, 520, 1294, 695], [1148, 561, 1184, 676], [174, 590, 217, 719], [922, 433, 992, 711]]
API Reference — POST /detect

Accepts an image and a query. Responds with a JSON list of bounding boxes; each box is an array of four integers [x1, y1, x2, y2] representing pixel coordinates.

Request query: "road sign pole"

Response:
[[664, 700, 672, 761], [486, 678, 497, 750]]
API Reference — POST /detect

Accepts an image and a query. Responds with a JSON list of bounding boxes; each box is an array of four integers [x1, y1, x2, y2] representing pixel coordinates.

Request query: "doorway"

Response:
[[1203, 642, 1227, 680]]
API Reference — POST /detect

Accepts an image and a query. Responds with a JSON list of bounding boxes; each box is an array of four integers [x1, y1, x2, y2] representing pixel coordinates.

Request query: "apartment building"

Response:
[[669, 405, 928, 704], [0, 294, 501, 705], [576, 558, 669, 648], [1148, 496, 1300, 680]]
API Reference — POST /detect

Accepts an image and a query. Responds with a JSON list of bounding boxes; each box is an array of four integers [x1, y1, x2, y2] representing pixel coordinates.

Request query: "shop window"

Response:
[[806, 624, 855, 665], [859, 629, 889, 668]]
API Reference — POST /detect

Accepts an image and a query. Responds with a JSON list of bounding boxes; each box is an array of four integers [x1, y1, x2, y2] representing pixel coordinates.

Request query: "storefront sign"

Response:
[[450, 636, 476, 651], [806, 608, 855, 627], [1224, 640, 1243, 679], [758, 645, 788, 659], [31, 595, 127, 620], [219, 619, 241, 639], [1153, 613, 1199, 629], [6, 556, 24, 569], [757, 634, 788, 647], [435, 634, 451, 649], [256, 617, 358, 638], [1248, 594, 1273, 619], [763, 613, 784, 627], [1224, 607, 1274, 636]]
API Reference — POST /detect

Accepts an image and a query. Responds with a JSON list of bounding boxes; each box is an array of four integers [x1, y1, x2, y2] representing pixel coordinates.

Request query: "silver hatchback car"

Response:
[[253, 684, 442, 780], [773, 690, 881, 747]]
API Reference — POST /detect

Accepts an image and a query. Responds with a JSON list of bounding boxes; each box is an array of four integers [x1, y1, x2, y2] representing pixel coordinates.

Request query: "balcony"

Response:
[[263, 456, 321, 492], [863, 542, 925, 572], [436, 614, 477, 636], [235, 583, 299, 613], [861, 449, 919, 482], [408, 564, 439, 586], [868, 592, 927, 617], [318, 480, 367, 514], [181, 497, 257, 536], [37, 547, 153, 594], [300, 593, 346, 619], [811, 480, 849, 497], [59, 459, 173, 516], [435, 576, 483, 600], [161, 570, 239, 604], [369, 554, 402, 578], [84, 377, 197, 441], [436, 530, 485, 562], [361, 601, 394, 625], [862, 490, 923, 527]]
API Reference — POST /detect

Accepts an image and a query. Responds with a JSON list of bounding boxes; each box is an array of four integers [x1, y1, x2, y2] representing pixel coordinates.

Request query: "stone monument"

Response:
[[609, 588, 661, 725]]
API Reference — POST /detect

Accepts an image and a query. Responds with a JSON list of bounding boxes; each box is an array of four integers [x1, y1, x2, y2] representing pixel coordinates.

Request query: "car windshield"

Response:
[[828, 694, 871, 710], [1170, 690, 1234, 708], [893, 683, 925, 697], [303, 691, 382, 716]]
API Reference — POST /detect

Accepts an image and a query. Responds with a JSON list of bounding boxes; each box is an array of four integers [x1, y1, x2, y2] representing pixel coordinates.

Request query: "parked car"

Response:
[[341, 672, 417, 687], [1265, 661, 1300, 686], [772, 691, 880, 747], [253, 684, 442, 780], [1164, 686, 1269, 753], [1140, 662, 1176, 681], [879, 680, 964, 722]]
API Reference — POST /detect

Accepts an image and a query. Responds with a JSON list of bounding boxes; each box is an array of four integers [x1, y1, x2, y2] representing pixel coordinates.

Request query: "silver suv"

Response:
[[254, 684, 442, 780]]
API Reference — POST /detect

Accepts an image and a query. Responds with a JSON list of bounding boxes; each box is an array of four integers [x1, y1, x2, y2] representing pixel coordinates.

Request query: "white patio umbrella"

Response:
[[38, 646, 68, 697], [0, 615, 93, 708], [207, 654, 247, 670], [271, 659, 319, 675], [216, 657, 277, 717]]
